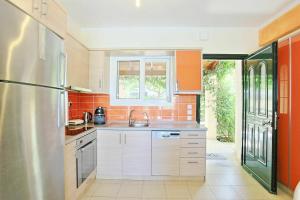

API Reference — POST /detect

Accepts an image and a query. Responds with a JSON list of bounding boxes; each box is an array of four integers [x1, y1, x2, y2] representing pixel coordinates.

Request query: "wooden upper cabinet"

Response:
[[39, 0, 67, 38], [8, 0, 67, 38], [65, 34, 90, 89], [175, 50, 202, 93]]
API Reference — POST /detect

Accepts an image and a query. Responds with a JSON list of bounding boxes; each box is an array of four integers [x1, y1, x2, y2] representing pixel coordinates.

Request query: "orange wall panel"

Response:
[[291, 33, 300, 190], [176, 50, 202, 91], [277, 39, 290, 186]]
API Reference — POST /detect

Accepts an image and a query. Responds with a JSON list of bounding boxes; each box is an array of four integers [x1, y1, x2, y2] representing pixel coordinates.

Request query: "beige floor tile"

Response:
[[165, 183, 191, 199], [233, 185, 272, 200], [164, 180, 188, 185], [90, 197, 116, 200], [144, 180, 165, 186], [188, 185, 216, 200], [210, 186, 243, 200], [97, 180, 123, 184], [118, 182, 143, 198], [143, 184, 166, 198], [93, 183, 121, 197]]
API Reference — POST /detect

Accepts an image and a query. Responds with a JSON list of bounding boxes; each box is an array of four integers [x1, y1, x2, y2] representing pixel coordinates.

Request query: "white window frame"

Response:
[[110, 56, 172, 106]]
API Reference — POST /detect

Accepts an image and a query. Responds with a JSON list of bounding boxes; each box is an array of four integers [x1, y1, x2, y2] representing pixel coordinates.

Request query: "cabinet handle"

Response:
[[176, 80, 179, 91], [99, 80, 102, 89], [119, 134, 121, 144], [188, 161, 199, 164], [40, 0, 48, 16], [188, 152, 198, 155], [188, 142, 199, 145], [124, 134, 127, 144], [188, 134, 199, 137]]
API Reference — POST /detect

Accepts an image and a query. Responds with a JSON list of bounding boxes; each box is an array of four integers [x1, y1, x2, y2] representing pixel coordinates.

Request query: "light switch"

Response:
[[187, 104, 193, 110], [187, 110, 193, 115], [187, 116, 192, 121]]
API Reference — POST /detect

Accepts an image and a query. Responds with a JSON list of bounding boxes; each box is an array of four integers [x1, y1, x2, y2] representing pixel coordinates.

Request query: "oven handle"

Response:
[[79, 139, 96, 152]]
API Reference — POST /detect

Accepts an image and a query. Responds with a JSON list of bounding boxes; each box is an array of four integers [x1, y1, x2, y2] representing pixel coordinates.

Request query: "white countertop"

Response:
[[65, 121, 207, 145]]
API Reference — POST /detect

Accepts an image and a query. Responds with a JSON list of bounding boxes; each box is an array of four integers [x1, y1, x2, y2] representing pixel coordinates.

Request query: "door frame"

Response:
[[241, 42, 278, 194]]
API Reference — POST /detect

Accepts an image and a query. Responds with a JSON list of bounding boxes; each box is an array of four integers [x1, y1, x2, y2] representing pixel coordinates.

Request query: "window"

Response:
[[110, 56, 171, 106]]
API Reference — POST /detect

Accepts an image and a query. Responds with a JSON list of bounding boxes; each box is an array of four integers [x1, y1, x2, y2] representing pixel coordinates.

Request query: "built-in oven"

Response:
[[75, 131, 97, 188]]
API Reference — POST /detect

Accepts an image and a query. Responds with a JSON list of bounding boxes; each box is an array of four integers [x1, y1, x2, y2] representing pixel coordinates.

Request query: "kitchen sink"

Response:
[[129, 123, 149, 128]]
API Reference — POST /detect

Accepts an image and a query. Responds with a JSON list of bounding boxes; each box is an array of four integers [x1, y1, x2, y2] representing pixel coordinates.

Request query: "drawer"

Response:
[[180, 148, 205, 158], [181, 139, 206, 148], [181, 131, 206, 139], [180, 158, 205, 176]]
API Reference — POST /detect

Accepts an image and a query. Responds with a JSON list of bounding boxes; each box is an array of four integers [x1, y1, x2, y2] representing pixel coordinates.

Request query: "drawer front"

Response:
[[180, 148, 205, 158], [181, 131, 206, 139], [181, 139, 206, 148], [180, 158, 205, 176]]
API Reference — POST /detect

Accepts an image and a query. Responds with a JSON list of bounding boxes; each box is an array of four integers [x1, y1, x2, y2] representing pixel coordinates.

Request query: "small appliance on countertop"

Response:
[[69, 119, 84, 126], [83, 112, 93, 124], [94, 107, 106, 125]]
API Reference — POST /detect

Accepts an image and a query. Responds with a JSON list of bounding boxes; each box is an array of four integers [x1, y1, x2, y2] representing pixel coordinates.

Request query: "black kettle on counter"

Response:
[[94, 107, 106, 125]]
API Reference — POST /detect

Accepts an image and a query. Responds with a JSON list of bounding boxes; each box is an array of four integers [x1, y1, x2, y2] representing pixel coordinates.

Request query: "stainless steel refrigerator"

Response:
[[0, 1, 67, 199]]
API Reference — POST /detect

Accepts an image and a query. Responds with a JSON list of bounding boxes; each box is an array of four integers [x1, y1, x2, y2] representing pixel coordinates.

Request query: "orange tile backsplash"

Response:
[[68, 92, 196, 122]]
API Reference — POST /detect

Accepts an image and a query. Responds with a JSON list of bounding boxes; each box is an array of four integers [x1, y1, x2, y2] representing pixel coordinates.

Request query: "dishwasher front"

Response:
[[152, 131, 181, 176]]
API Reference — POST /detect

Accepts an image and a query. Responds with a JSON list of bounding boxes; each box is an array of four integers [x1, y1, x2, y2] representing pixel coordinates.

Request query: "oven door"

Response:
[[76, 139, 97, 187]]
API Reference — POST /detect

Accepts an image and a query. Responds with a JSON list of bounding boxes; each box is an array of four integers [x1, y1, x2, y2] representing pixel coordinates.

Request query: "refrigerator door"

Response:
[[0, 0, 66, 88], [0, 82, 65, 200]]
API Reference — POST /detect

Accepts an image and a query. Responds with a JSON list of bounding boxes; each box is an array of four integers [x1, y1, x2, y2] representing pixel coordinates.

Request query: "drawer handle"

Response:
[[188, 142, 199, 145], [188, 152, 198, 154], [188, 134, 199, 136], [188, 161, 199, 164]]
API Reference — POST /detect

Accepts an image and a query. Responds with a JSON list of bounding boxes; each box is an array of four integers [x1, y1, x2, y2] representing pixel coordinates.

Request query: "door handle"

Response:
[[262, 120, 272, 126]]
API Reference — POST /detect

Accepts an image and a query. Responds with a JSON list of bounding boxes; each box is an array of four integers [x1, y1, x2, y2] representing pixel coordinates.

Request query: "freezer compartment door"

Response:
[[0, 82, 65, 200], [0, 0, 66, 88]]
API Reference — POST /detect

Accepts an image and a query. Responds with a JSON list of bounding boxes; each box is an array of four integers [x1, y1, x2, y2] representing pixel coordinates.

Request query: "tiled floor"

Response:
[[80, 140, 293, 200]]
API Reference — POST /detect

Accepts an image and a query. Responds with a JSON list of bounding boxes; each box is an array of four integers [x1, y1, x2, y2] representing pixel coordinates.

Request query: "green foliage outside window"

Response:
[[203, 61, 236, 142]]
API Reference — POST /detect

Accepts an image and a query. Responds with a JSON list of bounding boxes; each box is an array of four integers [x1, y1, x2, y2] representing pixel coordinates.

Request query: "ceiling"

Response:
[[59, 0, 295, 28]]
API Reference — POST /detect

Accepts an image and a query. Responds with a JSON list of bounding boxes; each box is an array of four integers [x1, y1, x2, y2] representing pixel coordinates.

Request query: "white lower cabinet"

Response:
[[97, 130, 151, 178], [98, 130, 122, 177], [123, 131, 151, 176], [179, 131, 206, 177], [97, 129, 206, 179]]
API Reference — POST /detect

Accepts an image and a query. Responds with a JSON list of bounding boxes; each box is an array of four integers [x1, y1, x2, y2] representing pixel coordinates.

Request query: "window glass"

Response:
[[117, 61, 140, 99], [145, 61, 167, 100]]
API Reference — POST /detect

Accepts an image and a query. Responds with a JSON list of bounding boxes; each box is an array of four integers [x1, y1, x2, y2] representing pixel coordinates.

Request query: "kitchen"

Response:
[[1, 0, 300, 200]]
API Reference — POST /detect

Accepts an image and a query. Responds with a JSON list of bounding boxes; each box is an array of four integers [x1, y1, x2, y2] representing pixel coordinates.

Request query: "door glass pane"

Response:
[[117, 61, 140, 99], [248, 67, 255, 113], [259, 63, 267, 116], [145, 61, 167, 100]]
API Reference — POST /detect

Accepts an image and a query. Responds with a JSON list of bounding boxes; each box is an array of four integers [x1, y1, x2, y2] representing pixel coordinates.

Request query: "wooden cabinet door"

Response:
[[64, 141, 77, 200], [176, 50, 202, 93], [8, 0, 33, 15], [97, 130, 122, 177], [65, 34, 90, 89], [89, 51, 110, 93], [123, 131, 151, 176], [39, 0, 67, 38]]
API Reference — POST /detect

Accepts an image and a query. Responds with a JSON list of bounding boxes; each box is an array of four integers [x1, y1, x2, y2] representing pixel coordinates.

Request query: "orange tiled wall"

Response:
[[68, 92, 196, 122]]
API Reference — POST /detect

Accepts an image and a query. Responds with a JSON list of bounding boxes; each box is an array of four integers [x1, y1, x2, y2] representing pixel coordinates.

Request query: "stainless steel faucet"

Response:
[[128, 110, 150, 127], [128, 109, 136, 126]]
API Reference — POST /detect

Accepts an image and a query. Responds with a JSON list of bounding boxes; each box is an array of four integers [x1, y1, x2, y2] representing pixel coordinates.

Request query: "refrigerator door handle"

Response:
[[59, 52, 67, 88], [57, 90, 66, 128]]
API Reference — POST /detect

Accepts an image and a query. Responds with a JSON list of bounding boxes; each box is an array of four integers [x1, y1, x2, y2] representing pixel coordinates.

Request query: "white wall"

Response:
[[80, 27, 259, 54], [234, 61, 243, 161]]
